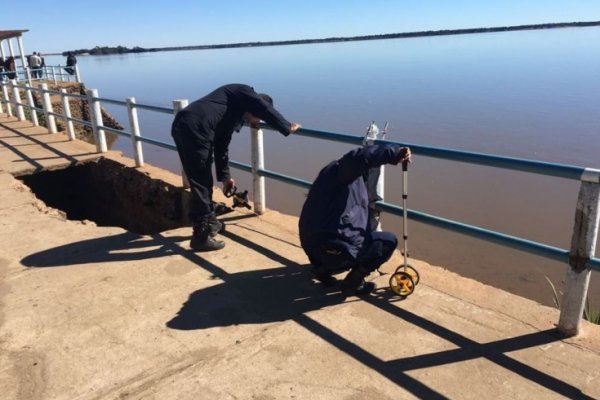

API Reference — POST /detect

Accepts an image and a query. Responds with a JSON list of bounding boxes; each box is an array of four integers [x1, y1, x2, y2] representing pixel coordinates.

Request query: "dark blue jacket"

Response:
[[299, 145, 403, 258], [177, 84, 292, 181]]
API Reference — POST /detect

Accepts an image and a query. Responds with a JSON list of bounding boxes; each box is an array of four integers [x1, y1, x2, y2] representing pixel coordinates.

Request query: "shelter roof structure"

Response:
[[0, 30, 29, 41]]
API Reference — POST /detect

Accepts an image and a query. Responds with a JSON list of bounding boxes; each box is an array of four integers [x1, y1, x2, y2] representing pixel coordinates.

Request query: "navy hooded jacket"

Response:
[[299, 144, 404, 258], [176, 84, 292, 181]]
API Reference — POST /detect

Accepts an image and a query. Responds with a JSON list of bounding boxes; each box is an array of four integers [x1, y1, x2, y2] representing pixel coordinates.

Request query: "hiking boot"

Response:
[[341, 267, 375, 297], [190, 235, 225, 252], [354, 280, 376, 295], [208, 216, 225, 237], [311, 266, 338, 287]]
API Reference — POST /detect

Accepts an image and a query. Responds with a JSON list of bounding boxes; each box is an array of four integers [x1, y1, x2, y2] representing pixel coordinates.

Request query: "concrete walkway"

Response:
[[1, 114, 599, 400]]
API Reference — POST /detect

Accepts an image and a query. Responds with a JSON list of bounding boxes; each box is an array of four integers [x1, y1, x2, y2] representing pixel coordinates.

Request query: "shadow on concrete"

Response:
[[20, 217, 296, 271], [169, 276, 586, 398], [21, 229, 590, 399], [0, 122, 96, 171], [0, 137, 46, 172], [21, 229, 345, 327], [167, 229, 589, 399], [293, 311, 591, 400], [21, 232, 187, 267], [166, 263, 344, 329]]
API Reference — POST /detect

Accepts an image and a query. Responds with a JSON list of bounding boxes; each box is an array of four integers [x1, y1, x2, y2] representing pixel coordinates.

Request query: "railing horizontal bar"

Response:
[[96, 125, 125, 136], [229, 160, 252, 173], [10, 102, 41, 113], [134, 103, 173, 114], [95, 97, 127, 106], [228, 162, 312, 188], [102, 126, 130, 137], [259, 168, 313, 189], [47, 111, 64, 118], [36, 87, 53, 95], [137, 136, 176, 150], [65, 92, 88, 100], [381, 139, 586, 181], [261, 124, 587, 181], [295, 127, 365, 146], [377, 201, 577, 264], [67, 116, 90, 127]]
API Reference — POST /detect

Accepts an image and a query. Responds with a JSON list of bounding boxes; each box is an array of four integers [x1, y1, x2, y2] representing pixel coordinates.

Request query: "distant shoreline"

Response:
[[67, 20, 600, 56]]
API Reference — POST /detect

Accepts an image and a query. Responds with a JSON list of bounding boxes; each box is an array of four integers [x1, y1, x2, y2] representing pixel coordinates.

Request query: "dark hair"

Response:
[[259, 93, 273, 106]]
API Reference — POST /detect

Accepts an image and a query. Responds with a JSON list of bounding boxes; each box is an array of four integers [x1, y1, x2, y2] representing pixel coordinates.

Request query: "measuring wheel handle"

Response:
[[389, 271, 416, 297]]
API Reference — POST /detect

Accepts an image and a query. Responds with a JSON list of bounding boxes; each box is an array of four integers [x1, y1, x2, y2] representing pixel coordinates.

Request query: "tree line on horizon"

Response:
[[61, 21, 600, 56]]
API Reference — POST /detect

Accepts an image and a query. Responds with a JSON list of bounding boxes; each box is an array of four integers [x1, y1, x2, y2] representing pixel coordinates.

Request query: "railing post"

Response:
[[127, 97, 144, 167], [10, 80, 25, 121], [364, 122, 385, 231], [24, 67, 32, 85], [251, 125, 266, 214], [74, 65, 81, 83], [1, 81, 12, 117], [60, 89, 75, 140], [25, 84, 39, 126], [0, 82, 4, 114], [558, 170, 600, 336], [40, 83, 57, 133], [86, 88, 107, 152], [172, 99, 189, 188], [51, 66, 57, 84]]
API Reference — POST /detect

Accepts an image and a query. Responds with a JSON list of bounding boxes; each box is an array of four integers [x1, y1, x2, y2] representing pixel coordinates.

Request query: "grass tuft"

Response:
[[545, 275, 599, 325]]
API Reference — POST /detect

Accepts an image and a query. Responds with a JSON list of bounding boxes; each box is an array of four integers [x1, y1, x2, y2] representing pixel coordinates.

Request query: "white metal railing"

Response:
[[0, 80, 598, 337], [0, 64, 80, 85]]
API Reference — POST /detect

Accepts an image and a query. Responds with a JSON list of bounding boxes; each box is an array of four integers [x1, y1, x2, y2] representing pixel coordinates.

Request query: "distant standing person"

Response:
[[171, 83, 301, 252], [5, 56, 16, 80], [0, 58, 6, 81], [38, 53, 46, 78], [65, 52, 77, 75], [29, 52, 42, 78]]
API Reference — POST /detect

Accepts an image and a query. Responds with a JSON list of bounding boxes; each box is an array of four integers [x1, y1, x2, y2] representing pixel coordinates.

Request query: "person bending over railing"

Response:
[[171, 83, 301, 252]]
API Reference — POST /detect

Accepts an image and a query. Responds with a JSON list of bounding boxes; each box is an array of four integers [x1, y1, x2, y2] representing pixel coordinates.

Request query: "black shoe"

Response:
[[311, 266, 338, 287], [190, 235, 225, 252], [342, 279, 376, 297], [341, 267, 374, 297], [355, 280, 376, 295], [208, 217, 225, 237]]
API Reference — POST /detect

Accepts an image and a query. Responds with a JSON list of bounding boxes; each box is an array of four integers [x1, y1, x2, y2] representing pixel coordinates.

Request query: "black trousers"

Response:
[[306, 231, 398, 274], [171, 114, 214, 225]]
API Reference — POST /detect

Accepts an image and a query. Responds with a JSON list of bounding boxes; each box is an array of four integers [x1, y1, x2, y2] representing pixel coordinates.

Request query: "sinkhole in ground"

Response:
[[17, 158, 191, 235]]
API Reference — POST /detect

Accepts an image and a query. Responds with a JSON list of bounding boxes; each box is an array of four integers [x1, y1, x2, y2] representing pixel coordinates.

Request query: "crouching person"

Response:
[[299, 144, 411, 296]]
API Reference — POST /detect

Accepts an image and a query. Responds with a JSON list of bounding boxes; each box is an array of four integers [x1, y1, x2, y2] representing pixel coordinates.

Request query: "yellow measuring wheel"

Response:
[[389, 271, 415, 297], [397, 264, 420, 285]]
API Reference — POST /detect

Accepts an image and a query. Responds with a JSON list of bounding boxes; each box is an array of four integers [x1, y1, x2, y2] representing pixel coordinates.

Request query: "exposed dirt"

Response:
[[17, 157, 191, 234]]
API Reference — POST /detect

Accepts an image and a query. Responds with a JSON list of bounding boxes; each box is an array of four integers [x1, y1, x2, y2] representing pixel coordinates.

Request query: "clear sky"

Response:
[[4, 0, 600, 54]]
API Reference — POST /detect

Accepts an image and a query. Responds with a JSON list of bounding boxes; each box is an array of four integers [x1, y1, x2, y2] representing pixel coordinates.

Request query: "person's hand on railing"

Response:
[[290, 122, 301, 133]]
